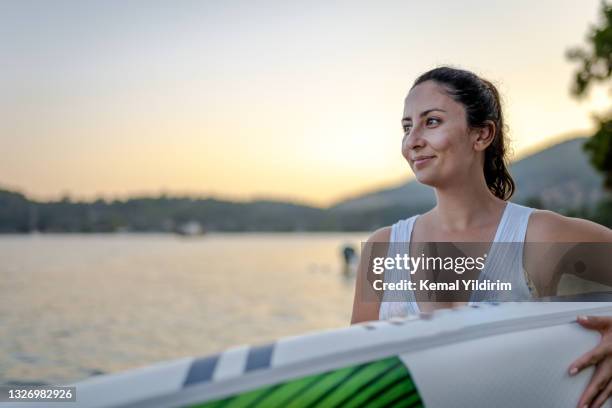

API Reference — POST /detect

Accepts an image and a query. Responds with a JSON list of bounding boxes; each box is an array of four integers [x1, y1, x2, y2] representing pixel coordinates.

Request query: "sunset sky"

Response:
[[1, 0, 611, 207]]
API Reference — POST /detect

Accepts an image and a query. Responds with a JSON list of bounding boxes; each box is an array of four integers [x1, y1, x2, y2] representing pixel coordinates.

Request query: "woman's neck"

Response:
[[432, 181, 505, 233]]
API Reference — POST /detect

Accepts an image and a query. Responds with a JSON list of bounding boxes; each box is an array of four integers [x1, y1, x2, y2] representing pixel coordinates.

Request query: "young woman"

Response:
[[350, 66, 612, 408]]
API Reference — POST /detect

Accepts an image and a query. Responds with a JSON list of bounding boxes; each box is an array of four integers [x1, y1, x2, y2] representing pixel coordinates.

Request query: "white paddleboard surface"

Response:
[[4, 299, 612, 408]]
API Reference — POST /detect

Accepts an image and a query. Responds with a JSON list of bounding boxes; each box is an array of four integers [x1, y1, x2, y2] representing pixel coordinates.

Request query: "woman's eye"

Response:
[[426, 117, 440, 126], [403, 124, 412, 133]]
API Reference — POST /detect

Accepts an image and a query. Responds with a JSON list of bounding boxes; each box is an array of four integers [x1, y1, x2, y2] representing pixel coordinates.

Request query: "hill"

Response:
[[330, 137, 604, 215]]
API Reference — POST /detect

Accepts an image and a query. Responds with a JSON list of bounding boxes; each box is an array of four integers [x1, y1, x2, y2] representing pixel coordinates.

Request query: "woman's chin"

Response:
[[414, 173, 439, 187]]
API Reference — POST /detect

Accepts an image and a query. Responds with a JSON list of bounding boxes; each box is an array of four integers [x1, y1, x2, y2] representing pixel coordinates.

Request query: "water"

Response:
[[0, 232, 367, 386]]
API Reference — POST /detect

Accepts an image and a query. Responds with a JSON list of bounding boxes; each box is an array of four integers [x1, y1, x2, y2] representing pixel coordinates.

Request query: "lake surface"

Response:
[[0, 232, 367, 386]]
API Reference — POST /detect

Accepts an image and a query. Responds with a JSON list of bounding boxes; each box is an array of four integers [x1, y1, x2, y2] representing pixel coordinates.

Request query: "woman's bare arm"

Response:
[[350, 226, 391, 325], [526, 210, 612, 288]]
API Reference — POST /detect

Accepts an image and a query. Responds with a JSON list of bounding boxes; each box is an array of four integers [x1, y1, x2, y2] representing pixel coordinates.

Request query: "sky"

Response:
[[1, 0, 611, 207]]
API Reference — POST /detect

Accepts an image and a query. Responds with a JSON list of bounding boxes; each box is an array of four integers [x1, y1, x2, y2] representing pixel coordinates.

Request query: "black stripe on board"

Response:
[[183, 353, 220, 387], [245, 343, 275, 372]]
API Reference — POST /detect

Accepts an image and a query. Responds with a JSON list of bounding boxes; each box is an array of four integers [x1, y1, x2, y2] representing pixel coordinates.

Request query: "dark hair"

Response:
[[412, 66, 515, 201]]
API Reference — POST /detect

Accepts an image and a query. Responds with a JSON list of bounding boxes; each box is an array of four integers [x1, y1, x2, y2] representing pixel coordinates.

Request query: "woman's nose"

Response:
[[404, 126, 425, 150]]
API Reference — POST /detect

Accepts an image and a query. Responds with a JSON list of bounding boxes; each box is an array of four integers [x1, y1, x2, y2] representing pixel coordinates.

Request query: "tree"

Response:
[[567, 0, 612, 190]]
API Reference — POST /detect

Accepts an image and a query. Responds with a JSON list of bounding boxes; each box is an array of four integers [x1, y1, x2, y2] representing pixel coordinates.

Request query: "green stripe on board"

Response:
[[185, 357, 423, 408], [252, 371, 325, 407], [352, 375, 415, 408], [312, 360, 402, 407], [284, 362, 367, 408], [342, 365, 416, 408], [298, 362, 372, 408], [380, 390, 422, 408], [365, 380, 417, 408]]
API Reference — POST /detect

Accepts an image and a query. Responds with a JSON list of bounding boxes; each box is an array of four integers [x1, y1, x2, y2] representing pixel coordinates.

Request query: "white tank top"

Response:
[[378, 201, 536, 320]]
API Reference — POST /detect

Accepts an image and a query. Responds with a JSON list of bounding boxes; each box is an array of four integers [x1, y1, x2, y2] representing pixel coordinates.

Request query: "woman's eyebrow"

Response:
[[401, 108, 447, 123]]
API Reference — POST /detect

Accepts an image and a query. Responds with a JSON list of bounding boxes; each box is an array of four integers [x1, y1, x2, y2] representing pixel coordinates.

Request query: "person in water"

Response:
[[350, 66, 612, 408]]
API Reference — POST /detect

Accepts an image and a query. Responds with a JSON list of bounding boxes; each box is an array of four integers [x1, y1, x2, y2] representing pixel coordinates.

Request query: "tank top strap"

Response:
[[390, 215, 418, 243], [379, 214, 421, 320], [495, 202, 535, 242]]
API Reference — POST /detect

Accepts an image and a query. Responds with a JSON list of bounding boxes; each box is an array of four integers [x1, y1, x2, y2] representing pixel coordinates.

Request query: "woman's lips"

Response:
[[414, 156, 435, 168]]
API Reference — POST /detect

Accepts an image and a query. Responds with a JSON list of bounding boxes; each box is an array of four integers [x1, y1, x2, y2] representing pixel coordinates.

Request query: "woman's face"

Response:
[[401, 80, 481, 188]]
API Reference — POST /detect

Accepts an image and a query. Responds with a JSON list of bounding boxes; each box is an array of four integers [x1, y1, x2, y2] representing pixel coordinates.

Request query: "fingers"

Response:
[[577, 361, 612, 408], [591, 378, 612, 408], [570, 343, 612, 376], [574, 315, 612, 407], [577, 315, 612, 331]]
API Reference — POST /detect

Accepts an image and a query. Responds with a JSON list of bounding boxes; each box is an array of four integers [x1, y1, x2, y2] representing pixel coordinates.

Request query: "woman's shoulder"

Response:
[[366, 226, 392, 243], [526, 209, 612, 242]]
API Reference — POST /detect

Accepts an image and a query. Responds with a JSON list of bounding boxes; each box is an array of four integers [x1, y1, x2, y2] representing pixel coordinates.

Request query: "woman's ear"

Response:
[[472, 120, 496, 152]]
